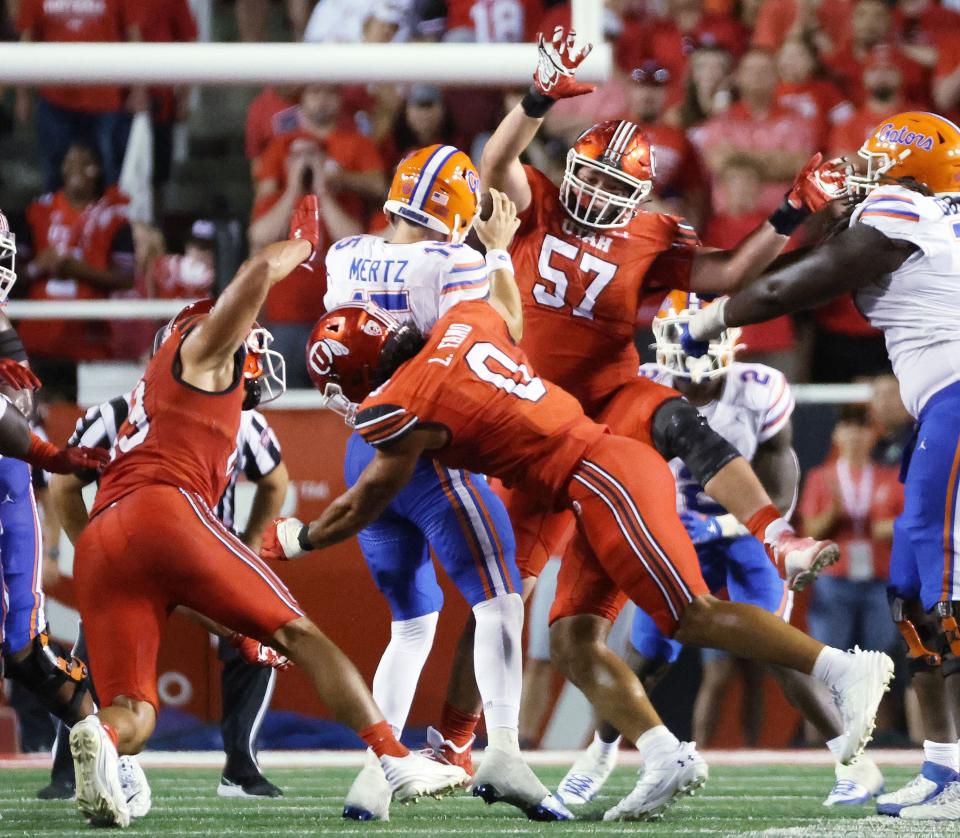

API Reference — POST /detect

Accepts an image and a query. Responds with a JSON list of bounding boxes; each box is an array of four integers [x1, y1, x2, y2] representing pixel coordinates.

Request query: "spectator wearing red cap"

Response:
[[775, 37, 852, 151], [703, 154, 798, 376], [829, 48, 917, 159], [690, 48, 818, 214], [752, 0, 854, 56], [16, 0, 134, 191], [625, 61, 709, 227], [824, 0, 928, 107]]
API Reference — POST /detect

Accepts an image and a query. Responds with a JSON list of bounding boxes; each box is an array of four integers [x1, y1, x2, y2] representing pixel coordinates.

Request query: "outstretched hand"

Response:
[[787, 153, 851, 214], [0, 359, 41, 391], [533, 26, 596, 100]]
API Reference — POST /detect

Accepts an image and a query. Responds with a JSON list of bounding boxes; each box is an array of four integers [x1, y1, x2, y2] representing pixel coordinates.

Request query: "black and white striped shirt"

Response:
[[69, 395, 283, 531]]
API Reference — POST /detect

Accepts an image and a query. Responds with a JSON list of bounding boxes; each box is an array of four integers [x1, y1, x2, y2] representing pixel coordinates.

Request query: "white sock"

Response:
[[595, 730, 621, 758], [371, 612, 438, 736], [825, 735, 845, 762], [811, 646, 849, 687], [472, 593, 524, 736], [924, 740, 960, 772], [488, 727, 520, 753], [764, 517, 793, 545], [636, 725, 681, 764]]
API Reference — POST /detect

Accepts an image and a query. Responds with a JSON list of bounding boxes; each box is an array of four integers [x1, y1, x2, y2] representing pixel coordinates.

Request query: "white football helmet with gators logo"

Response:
[[652, 291, 741, 383]]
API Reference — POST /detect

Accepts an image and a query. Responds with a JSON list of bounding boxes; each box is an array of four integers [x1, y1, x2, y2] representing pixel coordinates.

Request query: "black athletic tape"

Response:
[[0, 328, 28, 363], [297, 525, 313, 553], [651, 398, 740, 486], [521, 88, 556, 118], [767, 197, 810, 237]]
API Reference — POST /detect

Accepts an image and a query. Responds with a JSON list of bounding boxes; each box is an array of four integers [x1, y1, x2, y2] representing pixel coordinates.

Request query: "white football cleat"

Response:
[[603, 741, 707, 821], [556, 737, 619, 806], [825, 648, 895, 764], [877, 762, 959, 816], [471, 748, 573, 821], [900, 779, 960, 820], [823, 754, 884, 806], [775, 532, 839, 591], [380, 751, 467, 802], [117, 756, 151, 818], [343, 749, 391, 821], [69, 717, 130, 828]]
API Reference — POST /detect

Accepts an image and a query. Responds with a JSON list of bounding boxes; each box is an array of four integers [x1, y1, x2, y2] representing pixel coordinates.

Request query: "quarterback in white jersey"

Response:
[[556, 292, 882, 810], [686, 111, 960, 820]]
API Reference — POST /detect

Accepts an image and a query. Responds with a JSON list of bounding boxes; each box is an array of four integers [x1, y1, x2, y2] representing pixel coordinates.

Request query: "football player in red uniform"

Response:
[[66, 201, 467, 829], [264, 296, 894, 820], [478, 27, 849, 709]]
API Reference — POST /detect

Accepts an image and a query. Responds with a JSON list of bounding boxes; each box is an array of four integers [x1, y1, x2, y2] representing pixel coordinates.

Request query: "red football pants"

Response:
[[74, 485, 303, 711]]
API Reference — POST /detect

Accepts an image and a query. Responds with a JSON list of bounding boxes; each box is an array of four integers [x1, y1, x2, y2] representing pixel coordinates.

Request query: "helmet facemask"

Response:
[[317, 382, 358, 427], [560, 150, 653, 229], [846, 145, 911, 197], [0, 224, 17, 304], [652, 299, 741, 384], [243, 327, 286, 410]]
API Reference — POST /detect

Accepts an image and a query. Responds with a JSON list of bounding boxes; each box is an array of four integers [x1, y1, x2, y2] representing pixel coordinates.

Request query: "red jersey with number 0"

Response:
[[355, 301, 606, 506], [510, 165, 698, 414], [91, 319, 245, 517]]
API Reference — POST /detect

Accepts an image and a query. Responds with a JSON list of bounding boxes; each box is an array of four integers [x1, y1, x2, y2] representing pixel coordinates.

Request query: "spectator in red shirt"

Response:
[[690, 48, 818, 213], [829, 47, 914, 160], [379, 85, 465, 171], [245, 87, 304, 165], [703, 154, 798, 375], [752, 0, 854, 57], [16, 0, 134, 191], [775, 36, 853, 150], [800, 404, 903, 658], [444, 0, 543, 42], [625, 60, 709, 227], [125, 0, 197, 195], [824, 0, 928, 107], [933, 30, 960, 120], [145, 220, 216, 300], [665, 41, 735, 128], [18, 142, 135, 366], [894, 0, 960, 69]]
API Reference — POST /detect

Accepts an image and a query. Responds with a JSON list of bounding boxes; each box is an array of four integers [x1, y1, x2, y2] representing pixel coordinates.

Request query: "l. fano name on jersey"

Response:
[[639, 362, 794, 514], [324, 234, 490, 333]]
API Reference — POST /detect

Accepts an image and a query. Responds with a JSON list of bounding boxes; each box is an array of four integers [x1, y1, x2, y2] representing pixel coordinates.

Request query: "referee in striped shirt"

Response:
[[39, 394, 289, 800]]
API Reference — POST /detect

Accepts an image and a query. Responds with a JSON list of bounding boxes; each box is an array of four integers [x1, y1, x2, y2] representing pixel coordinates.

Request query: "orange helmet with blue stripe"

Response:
[[652, 291, 741, 384], [847, 111, 960, 196], [383, 145, 481, 243]]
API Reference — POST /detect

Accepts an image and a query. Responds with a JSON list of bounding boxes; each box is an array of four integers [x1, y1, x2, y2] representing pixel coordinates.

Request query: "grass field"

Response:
[[0, 762, 944, 837]]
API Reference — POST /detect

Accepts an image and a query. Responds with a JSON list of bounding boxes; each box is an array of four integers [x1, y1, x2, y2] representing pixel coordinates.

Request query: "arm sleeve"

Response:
[[241, 411, 283, 480], [757, 370, 795, 443], [354, 403, 420, 448], [438, 246, 490, 317]]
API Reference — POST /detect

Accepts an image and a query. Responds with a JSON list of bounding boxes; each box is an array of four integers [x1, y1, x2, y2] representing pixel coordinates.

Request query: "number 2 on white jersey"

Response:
[[534, 234, 618, 320]]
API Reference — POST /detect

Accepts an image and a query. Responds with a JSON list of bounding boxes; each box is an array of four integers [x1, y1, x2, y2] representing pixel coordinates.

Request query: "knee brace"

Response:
[[4, 630, 91, 725], [651, 398, 740, 486], [892, 597, 944, 668], [936, 601, 960, 658]]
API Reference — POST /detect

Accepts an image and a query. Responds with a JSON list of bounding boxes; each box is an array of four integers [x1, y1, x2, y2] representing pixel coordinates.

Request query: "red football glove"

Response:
[[533, 26, 595, 100], [786, 153, 851, 213], [229, 633, 291, 670], [289, 194, 322, 256], [260, 517, 310, 561], [25, 435, 110, 475], [0, 359, 41, 391]]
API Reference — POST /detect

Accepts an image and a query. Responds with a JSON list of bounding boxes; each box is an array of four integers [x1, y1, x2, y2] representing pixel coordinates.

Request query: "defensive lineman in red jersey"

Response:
[[264, 297, 894, 821], [67, 200, 466, 829], [479, 27, 851, 604]]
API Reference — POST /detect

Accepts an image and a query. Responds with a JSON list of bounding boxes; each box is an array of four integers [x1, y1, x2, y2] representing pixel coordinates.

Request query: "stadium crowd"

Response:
[[0, 0, 949, 785]]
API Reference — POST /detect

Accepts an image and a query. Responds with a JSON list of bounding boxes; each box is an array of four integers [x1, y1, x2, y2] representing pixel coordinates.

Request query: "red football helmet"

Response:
[[560, 120, 655, 229], [154, 298, 286, 410], [306, 302, 401, 420]]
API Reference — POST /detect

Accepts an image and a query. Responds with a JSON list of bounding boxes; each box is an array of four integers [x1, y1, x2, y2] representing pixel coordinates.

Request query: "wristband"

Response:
[[25, 433, 58, 469], [768, 196, 810, 236], [297, 525, 313, 553], [521, 88, 556, 118], [485, 249, 513, 273]]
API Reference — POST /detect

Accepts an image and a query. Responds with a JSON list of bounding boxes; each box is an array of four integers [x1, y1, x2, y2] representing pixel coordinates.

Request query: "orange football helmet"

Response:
[[848, 111, 960, 196], [652, 291, 741, 383], [560, 120, 655, 229], [383, 144, 481, 243]]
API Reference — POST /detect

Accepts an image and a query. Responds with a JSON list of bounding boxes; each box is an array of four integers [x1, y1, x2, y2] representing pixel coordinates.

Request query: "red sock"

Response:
[[439, 702, 481, 748], [359, 721, 409, 758], [745, 504, 782, 543], [100, 722, 120, 749]]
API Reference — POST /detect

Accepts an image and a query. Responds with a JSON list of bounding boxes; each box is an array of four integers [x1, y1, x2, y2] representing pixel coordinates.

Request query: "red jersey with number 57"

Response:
[[91, 318, 245, 517], [355, 301, 606, 506], [510, 165, 700, 414]]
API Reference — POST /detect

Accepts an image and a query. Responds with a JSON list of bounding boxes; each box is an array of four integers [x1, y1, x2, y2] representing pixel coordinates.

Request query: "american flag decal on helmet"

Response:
[[603, 121, 639, 167]]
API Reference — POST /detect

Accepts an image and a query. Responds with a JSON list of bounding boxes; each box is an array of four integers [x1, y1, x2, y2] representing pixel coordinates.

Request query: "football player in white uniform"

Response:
[[555, 292, 884, 809], [309, 147, 569, 821], [686, 111, 960, 820]]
